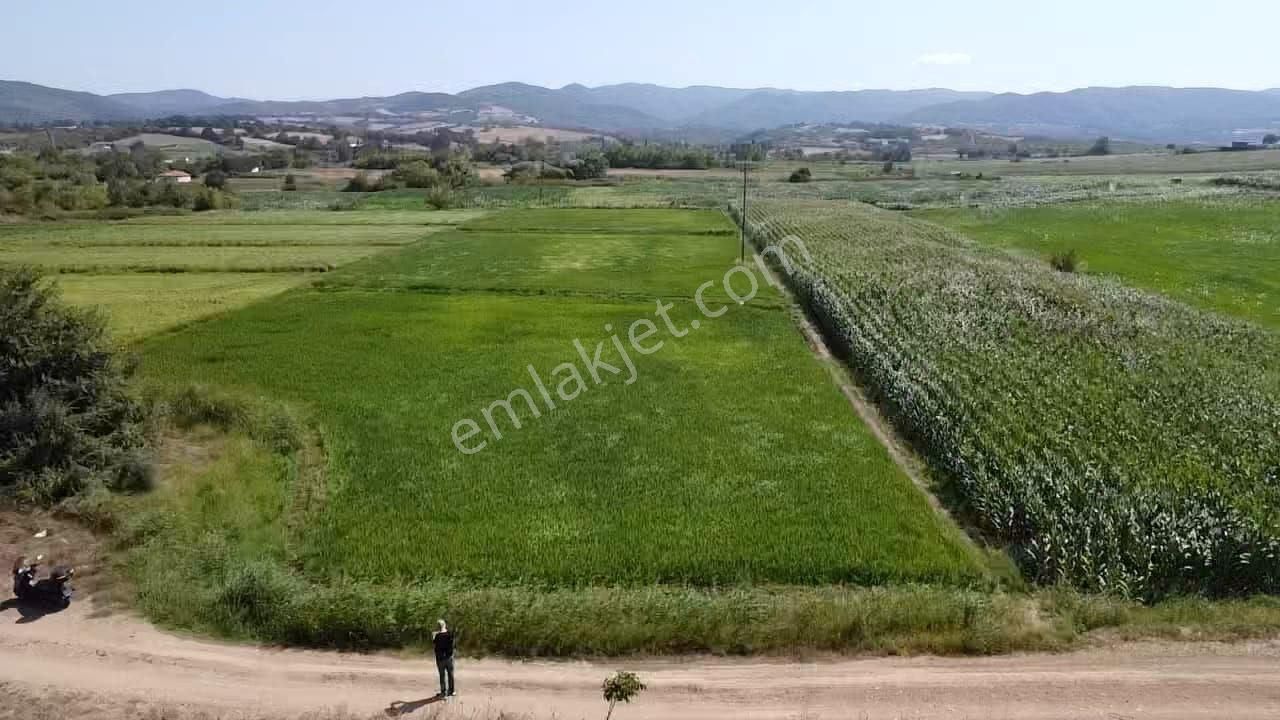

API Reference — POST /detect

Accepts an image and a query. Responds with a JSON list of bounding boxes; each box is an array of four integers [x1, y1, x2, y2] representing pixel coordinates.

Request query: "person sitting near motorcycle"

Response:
[[10, 555, 72, 608], [12, 555, 36, 600]]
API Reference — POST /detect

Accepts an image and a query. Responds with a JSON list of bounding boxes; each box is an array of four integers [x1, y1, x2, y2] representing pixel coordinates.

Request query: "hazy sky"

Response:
[[6, 0, 1277, 99]]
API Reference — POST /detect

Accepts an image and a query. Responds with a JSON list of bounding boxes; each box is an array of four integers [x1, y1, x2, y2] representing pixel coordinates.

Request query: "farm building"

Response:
[[157, 169, 192, 183]]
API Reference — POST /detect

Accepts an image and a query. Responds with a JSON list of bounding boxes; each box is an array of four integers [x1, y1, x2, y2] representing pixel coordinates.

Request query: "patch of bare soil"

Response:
[[0, 508, 104, 596]]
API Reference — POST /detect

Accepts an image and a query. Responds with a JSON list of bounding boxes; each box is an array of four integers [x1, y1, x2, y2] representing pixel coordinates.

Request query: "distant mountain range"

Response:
[[901, 87, 1280, 141], [3, 79, 1279, 142]]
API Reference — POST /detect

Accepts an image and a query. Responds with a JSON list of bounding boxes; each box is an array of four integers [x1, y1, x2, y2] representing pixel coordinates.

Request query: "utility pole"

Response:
[[741, 162, 748, 263], [737, 158, 755, 264]]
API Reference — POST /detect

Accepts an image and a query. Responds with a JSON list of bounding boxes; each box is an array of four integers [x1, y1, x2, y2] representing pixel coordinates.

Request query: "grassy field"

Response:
[[120, 209, 485, 226], [742, 199, 1280, 599], [13, 152, 1280, 654], [54, 273, 308, 342], [913, 149, 1280, 177], [109, 133, 224, 158], [0, 223, 433, 246], [245, 169, 1275, 215], [137, 209, 981, 589], [0, 212, 455, 339], [916, 200, 1280, 329]]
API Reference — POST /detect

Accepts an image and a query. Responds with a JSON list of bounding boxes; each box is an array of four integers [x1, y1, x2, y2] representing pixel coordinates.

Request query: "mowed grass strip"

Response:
[[0, 244, 385, 273], [118, 210, 487, 226], [139, 290, 984, 587], [3, 210, 453, 341], [0, 223, 438, 247], [916, 199, 1280, 329], [52, 273, 310, 343]]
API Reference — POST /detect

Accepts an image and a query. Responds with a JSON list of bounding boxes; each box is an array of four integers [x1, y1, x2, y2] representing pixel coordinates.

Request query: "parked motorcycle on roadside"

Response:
[[10, 556, 74, 610]]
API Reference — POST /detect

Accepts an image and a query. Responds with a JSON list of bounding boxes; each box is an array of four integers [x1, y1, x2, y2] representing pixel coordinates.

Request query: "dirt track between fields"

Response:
[[2, 598, 1280, 720]]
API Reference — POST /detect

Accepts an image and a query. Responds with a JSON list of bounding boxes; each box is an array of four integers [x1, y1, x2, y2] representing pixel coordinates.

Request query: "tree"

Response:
[[0, 269, 148, 503], [394, 160, 442, 189], [1264, 134, 1279, 146], [203, 170, 227, 189], [332, 137, 354, 164], [568, 151, 609, 180], [1086, 136, 1112, 156], [438, 155, 477, 188], [601, 672, 645, 720], [200, 126, 219, 142]]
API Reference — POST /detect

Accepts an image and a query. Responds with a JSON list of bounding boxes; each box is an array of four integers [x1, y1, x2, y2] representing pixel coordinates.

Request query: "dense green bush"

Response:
[[0, 269, 148, 503], [604, 142, 719, 170], [393, 160, 442, 188], [341, 172, 384, 192], [567, 151, 609, 180], [424, 187, 457, 210], [1049, 248, 1079, 273], [788, 167, 813, 183], [504, 162, 572, 182]]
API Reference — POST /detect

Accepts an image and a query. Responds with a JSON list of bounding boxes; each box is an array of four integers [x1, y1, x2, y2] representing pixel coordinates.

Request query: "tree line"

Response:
[[0, 146, 239, 216]]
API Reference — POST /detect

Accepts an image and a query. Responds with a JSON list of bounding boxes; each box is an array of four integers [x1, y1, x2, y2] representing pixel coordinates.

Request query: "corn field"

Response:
[[738, 199, 1280, 599]]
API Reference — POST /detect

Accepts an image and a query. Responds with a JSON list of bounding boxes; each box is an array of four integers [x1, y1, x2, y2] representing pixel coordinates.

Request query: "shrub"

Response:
[[0, 268, 147, 503], [425, 187, 456, 210], [192, 186, 238, 212], [283, 174, 298, 192], [342, 172, 377, 192], [1210, 175, 1280, 191], [504, 162, 571, 183], [788, 167, 812, 183], [1086, 137, 1112, 156], [1049, 249, 1080, 273]]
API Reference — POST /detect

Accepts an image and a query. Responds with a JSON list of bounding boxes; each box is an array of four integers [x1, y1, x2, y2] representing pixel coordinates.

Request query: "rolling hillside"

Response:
[[0, 80, 134, 123], [108, 89, 243, 117], [902, 86, 1280, 141], [684, 88, 993, 130], [4, 79, 1279, 141]]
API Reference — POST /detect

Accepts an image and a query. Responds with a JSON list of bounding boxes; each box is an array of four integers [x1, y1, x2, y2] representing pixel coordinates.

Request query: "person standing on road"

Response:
[[432, 619, 456, 699]]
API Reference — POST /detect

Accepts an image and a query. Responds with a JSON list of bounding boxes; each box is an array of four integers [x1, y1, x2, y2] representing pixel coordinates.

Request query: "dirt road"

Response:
[[2, 600, 1279, 719]]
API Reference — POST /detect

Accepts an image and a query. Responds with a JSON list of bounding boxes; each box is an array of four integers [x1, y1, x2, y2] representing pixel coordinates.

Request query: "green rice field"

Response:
[[13, 156, 1280, 653], [137, 208, 982, 587]]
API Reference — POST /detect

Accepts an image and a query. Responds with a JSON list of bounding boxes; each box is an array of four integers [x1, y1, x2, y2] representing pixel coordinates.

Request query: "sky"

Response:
[[5, 0, 1278, 99]]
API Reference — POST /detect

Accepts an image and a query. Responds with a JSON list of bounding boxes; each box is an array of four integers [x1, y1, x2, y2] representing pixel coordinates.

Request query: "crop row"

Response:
[[739, 199, 1280, 599]]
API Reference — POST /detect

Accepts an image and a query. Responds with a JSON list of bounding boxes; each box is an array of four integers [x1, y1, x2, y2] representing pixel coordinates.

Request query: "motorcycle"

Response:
[[11, 556, 74, 610]]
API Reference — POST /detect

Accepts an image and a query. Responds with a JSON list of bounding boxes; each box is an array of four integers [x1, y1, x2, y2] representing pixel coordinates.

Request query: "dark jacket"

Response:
[[433, 630, 454, 660]]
